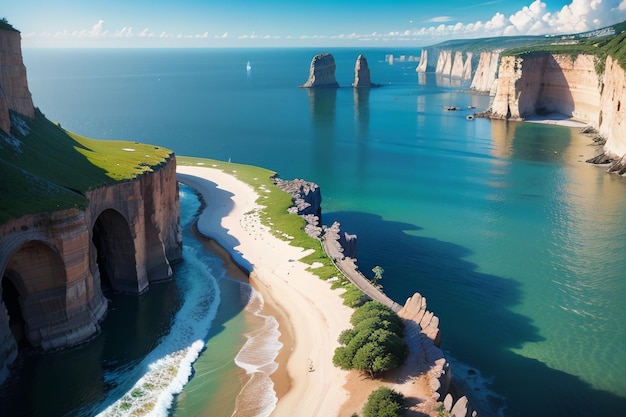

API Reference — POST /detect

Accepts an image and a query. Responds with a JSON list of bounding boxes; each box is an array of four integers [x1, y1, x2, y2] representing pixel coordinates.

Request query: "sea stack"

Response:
[[352, 54, 371, 87], [301, 53, 339, 88]]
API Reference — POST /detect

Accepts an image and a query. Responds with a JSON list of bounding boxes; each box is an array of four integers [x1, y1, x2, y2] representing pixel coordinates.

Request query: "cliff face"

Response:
[[301, 53, 339, 88], [489, 52, 626, 168], [469, 50, 501, 94], [0, 29, 34, 134], [598, 57, 626, 159], [0, 156, 182, 381], [416, 49, 428, 73], [429, 49, 473, 81], [490, 54, 601, 121]]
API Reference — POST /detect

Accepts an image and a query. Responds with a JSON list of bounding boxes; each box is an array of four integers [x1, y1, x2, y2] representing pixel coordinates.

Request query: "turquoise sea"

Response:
[[1, 47, 626, 416]]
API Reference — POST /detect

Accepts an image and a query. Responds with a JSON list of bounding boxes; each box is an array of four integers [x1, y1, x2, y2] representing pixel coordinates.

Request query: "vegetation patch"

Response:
[[0, 109, 173, 224], [362, 386, 405, 417], [501, 27, 626, 73], [333, 301, 408, 378]]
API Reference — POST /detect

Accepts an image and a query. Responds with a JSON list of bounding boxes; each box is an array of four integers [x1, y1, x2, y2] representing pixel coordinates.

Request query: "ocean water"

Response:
[[2, 47, 625, 417]]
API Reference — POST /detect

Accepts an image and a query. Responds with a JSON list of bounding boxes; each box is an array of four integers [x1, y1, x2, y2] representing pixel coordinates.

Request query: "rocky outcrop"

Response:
[[300, 53, 339, 88], [436, 50, 453, 76], [0, 28, 34, 134], [430, 50, 473, 81], [416, 49, 428, 73], [352, 54, 371, 87], [597, 57, 626, 163], [461, 52, 473, 81], [0, 156, 182, 381], [469, 50, 501, 94], [398, 293, 476, 417], [274, 178, 322, 218]]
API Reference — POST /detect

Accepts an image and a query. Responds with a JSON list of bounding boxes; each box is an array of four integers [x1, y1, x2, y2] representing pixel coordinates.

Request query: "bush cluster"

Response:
[[333, 302, 408, 378], [362, 387, 405, 417]]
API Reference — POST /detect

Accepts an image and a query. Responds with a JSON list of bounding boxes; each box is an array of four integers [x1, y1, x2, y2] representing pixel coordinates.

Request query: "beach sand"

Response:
[[523, 112, 588, 127], [177, 165, 354, 417]]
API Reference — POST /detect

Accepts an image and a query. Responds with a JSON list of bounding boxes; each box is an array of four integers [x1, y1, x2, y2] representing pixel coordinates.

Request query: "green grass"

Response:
[[501, 27, 626, 73], [177, 156, 365, 306], [0, 109, 173, 224]]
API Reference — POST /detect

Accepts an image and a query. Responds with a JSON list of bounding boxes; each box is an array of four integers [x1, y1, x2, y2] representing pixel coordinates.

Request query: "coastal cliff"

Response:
[[488, 52, 626, 170], [0, 27, 34, 134], [0, 24, 182, 383], [419, 49, 473, 81], [469, 50, 501, 94]]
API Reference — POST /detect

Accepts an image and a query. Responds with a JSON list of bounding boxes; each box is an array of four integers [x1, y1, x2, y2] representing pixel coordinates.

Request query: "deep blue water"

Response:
[[7, 47, 626, 416]]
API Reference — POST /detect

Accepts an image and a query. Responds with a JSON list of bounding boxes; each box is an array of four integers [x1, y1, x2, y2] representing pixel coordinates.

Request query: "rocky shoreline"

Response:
[[274, 177, 478, 417]]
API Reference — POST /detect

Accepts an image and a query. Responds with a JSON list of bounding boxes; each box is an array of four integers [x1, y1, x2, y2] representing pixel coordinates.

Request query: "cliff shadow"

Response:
[[326, 210, 626, 417], [517, 54, 575, 119]]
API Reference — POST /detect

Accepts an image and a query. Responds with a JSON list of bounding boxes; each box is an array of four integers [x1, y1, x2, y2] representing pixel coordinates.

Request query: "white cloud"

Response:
[[19, 1, 626, 47], [90, 20, 106, 37], [428, 16, 453, 23]]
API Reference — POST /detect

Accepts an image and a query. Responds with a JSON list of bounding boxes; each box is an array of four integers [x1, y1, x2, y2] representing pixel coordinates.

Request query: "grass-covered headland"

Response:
[[0, 110, 173, 224]]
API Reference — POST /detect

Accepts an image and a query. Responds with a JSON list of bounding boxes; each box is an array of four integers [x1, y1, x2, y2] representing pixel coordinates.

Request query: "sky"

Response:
[[4, 0, 626, 48]]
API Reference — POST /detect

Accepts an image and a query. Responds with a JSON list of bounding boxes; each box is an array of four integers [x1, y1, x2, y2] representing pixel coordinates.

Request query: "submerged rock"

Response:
[[301, 53, 339, 88]]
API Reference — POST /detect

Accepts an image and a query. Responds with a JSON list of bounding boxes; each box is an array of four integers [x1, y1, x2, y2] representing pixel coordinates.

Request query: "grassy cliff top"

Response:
[[501, 20, 626, 71], [0, 109, 173, 224]]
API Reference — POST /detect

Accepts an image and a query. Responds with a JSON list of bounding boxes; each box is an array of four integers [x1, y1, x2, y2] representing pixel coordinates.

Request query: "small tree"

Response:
[[371, 265, 384, 287], [362, 387, 404, 417]]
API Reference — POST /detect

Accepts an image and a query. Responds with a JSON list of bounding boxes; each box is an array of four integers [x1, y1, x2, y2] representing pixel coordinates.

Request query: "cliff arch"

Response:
[[92, 209, 139, 294], [1, 240, 66, 350]]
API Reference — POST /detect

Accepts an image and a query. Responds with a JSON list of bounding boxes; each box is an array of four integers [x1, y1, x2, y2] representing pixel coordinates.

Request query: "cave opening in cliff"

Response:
[[1, 273, 28, 349], [1, 241, 67, 351], [92, 209, 138, 295]]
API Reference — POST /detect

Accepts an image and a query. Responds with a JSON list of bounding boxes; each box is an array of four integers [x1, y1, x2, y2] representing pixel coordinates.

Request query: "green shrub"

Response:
[[362, 387, 404, 417], [333, 302, 408, 378]]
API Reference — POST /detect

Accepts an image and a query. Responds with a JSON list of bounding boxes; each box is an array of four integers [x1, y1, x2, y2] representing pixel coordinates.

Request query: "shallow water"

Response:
[[4, 47, 626, 417]]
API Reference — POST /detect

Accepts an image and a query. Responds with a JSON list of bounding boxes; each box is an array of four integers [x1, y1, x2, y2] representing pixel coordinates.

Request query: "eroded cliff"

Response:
[[488, 52, 626, 169], [423, 49, 474, 82], [0, 28, 33, 134], [0, 25, 182, 383], [469, 50, 501, 94], [490, 54, 601, 121]]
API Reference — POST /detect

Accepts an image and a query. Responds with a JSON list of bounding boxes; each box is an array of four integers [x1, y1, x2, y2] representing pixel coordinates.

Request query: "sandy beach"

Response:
[[176, 165, 354, 417]]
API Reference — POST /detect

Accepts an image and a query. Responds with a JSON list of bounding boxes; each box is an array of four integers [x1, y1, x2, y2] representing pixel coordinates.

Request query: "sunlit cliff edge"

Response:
[[416, 20, 626, 174], [0, 25, 182, 383]]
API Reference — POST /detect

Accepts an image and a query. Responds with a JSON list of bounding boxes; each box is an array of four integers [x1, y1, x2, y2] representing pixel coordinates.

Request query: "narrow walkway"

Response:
[[320, 236, 402, 312]]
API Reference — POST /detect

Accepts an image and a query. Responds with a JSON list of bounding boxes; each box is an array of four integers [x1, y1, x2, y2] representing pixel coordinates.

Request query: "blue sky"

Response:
[[4, 0, 626, 47]]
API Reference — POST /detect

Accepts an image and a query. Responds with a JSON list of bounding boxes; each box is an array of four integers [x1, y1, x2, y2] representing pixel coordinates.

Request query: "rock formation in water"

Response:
[[0, 25, 182, 383], [488, 52, 626, 174], [416, 49, 428, 73], [436, 50, 453, 76], [0, 27, 34, 134], [301, 53, 339, 88], [469, 50, 502, 95], [352, 54, 371, 87], [427, 49, 474, 81]]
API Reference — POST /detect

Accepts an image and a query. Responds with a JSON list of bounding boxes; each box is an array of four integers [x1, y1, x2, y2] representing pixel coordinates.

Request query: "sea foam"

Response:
[[232, 285, 283, 417], [94, 189, 221, 417]]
